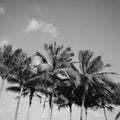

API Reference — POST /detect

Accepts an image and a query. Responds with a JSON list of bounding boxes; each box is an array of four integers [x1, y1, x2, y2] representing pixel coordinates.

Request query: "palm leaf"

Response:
[[2, 44, 13, 59], [87, 56, 104, 74], [7, 75, 19, 84], [115, 111, 120, 120], [6, 86, 20, 93], [35, 52, 48, 63], [35, 93, 42, 99], [21, 91, 29, 97]]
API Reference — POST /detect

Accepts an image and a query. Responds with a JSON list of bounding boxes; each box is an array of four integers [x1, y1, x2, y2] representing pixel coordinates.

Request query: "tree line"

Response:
[[0, 42, 120, 120]]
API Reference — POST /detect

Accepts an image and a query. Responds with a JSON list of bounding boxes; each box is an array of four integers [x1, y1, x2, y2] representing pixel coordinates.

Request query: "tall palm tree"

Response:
[[112, 83, 120, 120], [7, 84, 42, 120], [6, 50, 45, 120], [25, 87, 42, 120], [70, 50, 116, 120], [34, 42, 74, 120], [6, 49, 31, 120], [0, 43, 13, 98], [54, 68, 78, 120], [83, 83, 115, 120], [22, 67, 44, 120], [55, 91, 74, 120]]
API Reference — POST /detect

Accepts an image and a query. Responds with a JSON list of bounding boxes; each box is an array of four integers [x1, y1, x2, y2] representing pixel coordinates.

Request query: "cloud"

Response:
[[0, 6, 5, 14], [26, 18, 59, 38], [0, 37, 9, 47]]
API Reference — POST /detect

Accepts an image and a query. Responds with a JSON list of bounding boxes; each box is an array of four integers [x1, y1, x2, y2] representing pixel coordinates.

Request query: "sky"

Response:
[[0, 0, 120, 120]]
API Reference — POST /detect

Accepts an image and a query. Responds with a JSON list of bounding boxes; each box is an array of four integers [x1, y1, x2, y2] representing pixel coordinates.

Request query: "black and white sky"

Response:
[[0, 0, 120, 120]]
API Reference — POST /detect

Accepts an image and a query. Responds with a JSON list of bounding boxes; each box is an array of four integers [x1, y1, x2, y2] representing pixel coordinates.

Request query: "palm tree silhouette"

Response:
[[70, 50, 116, 120], [6, 49, 31, 120], [33, 42, 74, 120], [0, 43, 13, 98]]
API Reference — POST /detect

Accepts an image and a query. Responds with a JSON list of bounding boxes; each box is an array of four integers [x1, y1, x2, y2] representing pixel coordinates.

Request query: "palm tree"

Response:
[[6, 49, 45, 120], [54, 68, 78, 120], [0, 43, 13, 98], [22, 69, 43, 120], [8, 85, 42, 120], [6, 49, 31, 120], [25, 87, 42, 120], [54, 95, 73, 120], [70, 50, 116, 120], [34, 42, 74, 120], [84, 83, 115, 120], [113, 83, 120, 120]]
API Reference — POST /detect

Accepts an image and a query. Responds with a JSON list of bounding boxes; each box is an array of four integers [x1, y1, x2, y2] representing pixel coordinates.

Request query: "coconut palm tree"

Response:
[[112, 83, 120, 120], [0, 43, 13, 98], [6, 49, 32, 120], [22, 67, 44, 120], [55, 90, 74, 120], [6, 49, 46, 120], [33, 42, 74, 120], [70, 50, 117, 120], [25, 87, 42, 120], [54, 68, 78, 120], [84, 83, 115, 120], [7, 84, 42, 120]]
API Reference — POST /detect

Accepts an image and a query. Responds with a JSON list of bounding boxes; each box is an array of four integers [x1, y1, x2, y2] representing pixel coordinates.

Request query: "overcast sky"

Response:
[[0, 0, 120, 120]]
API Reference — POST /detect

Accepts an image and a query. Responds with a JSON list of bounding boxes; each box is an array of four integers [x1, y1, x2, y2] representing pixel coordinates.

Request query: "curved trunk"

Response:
[[80, 89, 85, 120], [15, 86, 23, 120], [27, 95, 33, 120], [103, 106, 107, 120], [0, 78, 5, 99]]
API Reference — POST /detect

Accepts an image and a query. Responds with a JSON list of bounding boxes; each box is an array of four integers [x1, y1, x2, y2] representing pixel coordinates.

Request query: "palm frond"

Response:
[[87, 56, 104, 74], [21, 91, 29, 97], [2, 44, 13, 59], [7, 75, 19, 84], [96, 72, 118, 76], [6, 86, 20, 93], [35, 93, 42, 99], [115, 111, 120, 120], [35, 52, 48, 63], [105, 105, 114, 112]]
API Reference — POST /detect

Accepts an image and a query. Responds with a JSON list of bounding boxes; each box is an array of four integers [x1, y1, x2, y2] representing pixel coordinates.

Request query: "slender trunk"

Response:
[[80, 89, 85, 120], [15, 86, 23, 120], [103, 106, 107, 120], [27, 95, 33, 120], [69, 104, 72, 120], [49, 95, 53, 120], [85, 108, 87, 120], [0, 78, 5, 99]]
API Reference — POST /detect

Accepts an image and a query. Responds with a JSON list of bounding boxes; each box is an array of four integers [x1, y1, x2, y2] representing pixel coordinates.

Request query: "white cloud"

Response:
[[26, 18, 59, 38], [0, 6, 5, 14], [26, 19, 41, 32], [0, 37, 9, 47]]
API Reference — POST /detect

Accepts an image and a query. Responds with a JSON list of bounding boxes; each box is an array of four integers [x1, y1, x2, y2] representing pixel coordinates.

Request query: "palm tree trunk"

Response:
[[103, 106, 107, 120], [69, 104, 72, 120], [27, 104, 31, 120], [27, 96, 33, 120], [15, 86, 23, 120], [0, 79, 5, 99], [49, 95, 53, 120], [80, 90, 85, 120], [85, 108, 87, 120]]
